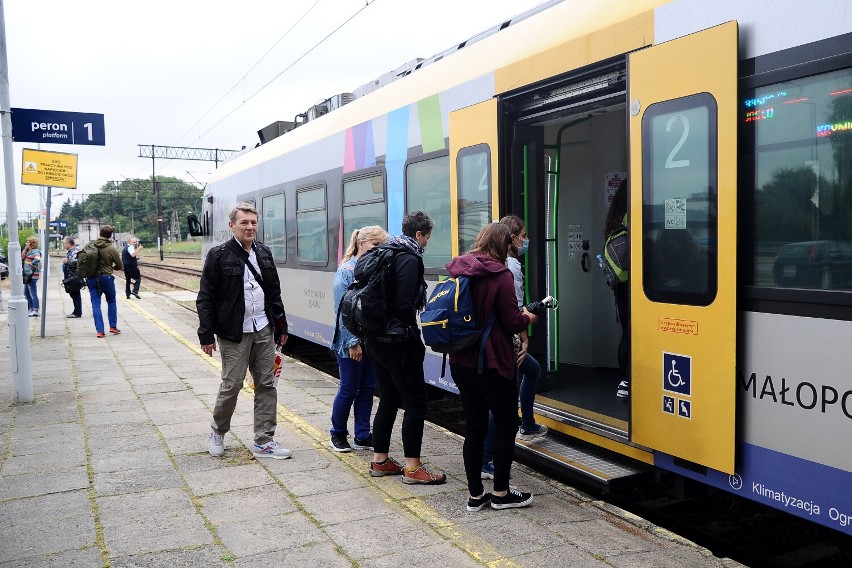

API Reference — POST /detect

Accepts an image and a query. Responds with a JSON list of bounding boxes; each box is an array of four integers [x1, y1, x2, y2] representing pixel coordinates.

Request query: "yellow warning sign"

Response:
[[21, 148, 78, 189]]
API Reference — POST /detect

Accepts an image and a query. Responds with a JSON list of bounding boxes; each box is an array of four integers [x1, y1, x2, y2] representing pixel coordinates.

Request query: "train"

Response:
[[189, 0, 852, 537]]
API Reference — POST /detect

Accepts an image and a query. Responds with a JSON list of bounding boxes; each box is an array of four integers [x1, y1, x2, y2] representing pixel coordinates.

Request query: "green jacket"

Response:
[[93, 237, 123, 275]]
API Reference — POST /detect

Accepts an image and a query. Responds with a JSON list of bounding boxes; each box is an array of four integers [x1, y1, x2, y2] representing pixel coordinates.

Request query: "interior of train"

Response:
[[504, 60, 631, 439]]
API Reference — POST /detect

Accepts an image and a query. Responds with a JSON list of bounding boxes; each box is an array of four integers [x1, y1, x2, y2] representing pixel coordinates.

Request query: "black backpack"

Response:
[[336, 245, 408, 339]]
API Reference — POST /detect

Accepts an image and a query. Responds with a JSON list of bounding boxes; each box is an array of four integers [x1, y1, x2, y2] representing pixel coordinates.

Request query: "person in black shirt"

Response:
[[122, 236, 143, 299]]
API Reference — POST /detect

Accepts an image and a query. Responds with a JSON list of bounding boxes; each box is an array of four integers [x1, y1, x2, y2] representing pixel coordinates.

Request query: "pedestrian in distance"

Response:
[[481, 214, 548, 479], [62, 237, 83, 318], [85, 226, 123, 337], [328, 225, 388, 453], [197, 202, 292, 460], [21, 236, 41, 317], [365, 211, 447, 485], [446, 222, 538, 511], [122, 236, 143, 299]]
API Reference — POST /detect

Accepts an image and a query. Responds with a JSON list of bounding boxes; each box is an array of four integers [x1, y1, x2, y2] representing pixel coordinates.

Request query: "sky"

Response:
[[2, 0, 547, 219]]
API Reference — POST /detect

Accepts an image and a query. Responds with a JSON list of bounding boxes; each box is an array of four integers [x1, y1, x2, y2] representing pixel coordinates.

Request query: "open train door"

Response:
[[628, 22, 737, 474], [449, 99, 500, 255]]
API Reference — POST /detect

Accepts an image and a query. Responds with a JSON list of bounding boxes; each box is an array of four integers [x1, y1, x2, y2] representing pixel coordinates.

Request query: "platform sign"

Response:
[[11, 107, 105, 146], [22, 148, 78, 189]]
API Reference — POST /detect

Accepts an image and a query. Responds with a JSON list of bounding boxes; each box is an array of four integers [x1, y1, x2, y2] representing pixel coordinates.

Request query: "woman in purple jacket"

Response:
[[446, 223, 537, 512]]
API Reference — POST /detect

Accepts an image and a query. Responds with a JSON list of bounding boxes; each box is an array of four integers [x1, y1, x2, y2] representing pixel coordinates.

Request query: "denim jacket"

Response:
[[331, 257, 360, 357]]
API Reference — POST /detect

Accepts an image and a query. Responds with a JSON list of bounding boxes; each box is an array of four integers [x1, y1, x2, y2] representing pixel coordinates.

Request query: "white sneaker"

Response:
[[616, 380, 630, 398], [208, 431, 225, 457], [252, 440, 292, 460]]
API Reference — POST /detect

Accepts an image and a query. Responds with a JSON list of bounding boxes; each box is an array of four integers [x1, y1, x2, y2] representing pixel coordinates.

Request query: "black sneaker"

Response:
[[328, 433, 352, 453], [352, 434, 373, 450], [491, 487, 533, 510], [467, 493, 492, 512]]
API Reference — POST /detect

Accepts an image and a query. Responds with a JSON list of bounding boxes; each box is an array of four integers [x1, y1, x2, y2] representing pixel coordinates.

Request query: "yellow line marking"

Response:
[[125, 299, 521, 566]]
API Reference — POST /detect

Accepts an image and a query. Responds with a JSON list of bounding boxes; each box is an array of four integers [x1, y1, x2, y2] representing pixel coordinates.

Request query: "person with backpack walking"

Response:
[[604, 179, 630, 398], [446, 223, 538, 511], [479, 215, 549, 478], [82, 225, 123, 337], [21, 236, 41, 317], [364, 211, 446, 485], [329, 225, 388, 453], [197, 202, 291, 460], [122, 236, 143, 299]]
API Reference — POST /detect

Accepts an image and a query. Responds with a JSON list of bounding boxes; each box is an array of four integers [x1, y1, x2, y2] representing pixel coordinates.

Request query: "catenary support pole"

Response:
[[0, 0, 34, 402]]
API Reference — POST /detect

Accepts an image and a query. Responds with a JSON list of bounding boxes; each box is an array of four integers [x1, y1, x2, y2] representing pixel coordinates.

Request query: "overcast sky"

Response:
[[2, 0, 546, 218]]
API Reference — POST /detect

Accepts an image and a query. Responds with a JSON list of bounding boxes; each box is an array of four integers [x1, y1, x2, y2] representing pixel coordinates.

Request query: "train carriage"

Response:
[[193, 0, 852, 536]]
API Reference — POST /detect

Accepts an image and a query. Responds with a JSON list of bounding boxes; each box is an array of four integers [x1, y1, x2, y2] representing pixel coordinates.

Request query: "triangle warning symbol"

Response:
[[25, 161, 37, 172]]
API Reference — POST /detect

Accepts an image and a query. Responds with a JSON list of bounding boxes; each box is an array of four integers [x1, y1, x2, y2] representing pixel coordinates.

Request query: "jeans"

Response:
[[331, 354, 377, 440], [69, 289, 83, 316], [518, 353, 541, 430], [365, 335, 427, 458], [483, 353, 541, 463], [87, 275, 117, 333], [212, 325, 277, 445], [451, 364, 518, 495], [24, 278, 39, 312]]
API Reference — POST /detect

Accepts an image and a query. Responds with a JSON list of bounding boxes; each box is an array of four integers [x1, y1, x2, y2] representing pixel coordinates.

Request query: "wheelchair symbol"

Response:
[[667, 359, 685, 388]]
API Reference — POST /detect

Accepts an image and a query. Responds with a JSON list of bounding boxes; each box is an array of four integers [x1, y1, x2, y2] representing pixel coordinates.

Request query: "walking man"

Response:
[[365, 211, 446, 484], [197, 202, 291, 460], [86, 225, 123, 338], [122, 236, 143, 299]]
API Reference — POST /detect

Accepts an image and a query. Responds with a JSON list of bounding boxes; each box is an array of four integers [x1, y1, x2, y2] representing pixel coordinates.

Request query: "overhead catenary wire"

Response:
[[171, 0, 323, 147], [190, 0, 377, 144]]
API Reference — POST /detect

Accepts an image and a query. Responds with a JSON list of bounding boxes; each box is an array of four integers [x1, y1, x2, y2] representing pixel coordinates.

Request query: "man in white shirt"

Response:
[[196, 202, 291, 459]]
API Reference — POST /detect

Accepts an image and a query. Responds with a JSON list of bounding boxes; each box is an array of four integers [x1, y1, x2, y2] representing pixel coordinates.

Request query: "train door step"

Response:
[[515, 434, 650, 489]]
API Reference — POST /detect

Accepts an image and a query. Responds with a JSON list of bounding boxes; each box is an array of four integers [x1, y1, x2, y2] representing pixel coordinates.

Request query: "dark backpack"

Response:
[[75, 242, 102, 279], [600, 225, 629, 289], [420, 276, 495, 377], [337, 245, 408, 339]]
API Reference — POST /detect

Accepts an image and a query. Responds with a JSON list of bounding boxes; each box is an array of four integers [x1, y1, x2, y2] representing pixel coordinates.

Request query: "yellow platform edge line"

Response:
[[125, 300, 522, 567]]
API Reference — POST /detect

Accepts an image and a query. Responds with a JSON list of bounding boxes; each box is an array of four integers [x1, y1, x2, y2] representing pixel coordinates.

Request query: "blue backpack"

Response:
[[420, 276, 495, 377]]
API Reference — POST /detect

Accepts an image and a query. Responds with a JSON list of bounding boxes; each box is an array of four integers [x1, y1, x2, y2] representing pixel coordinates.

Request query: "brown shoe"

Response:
[[402, 464, 447, 485], [369, 457, 404, 477]]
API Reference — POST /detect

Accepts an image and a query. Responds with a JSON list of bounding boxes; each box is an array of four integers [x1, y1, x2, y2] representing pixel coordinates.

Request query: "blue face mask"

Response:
[[517, 238, 529, 256]]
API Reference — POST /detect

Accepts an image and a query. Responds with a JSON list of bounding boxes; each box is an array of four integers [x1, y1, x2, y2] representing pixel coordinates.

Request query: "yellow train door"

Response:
[[449, 99, 500, 255], [628, 22, 738, 473]]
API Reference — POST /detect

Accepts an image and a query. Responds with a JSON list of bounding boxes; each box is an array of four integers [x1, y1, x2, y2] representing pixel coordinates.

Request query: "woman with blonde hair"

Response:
[[328, 225, 388, 452], [21, 236, 42, 317]]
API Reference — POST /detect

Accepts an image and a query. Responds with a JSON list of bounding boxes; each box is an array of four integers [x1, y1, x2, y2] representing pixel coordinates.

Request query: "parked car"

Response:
[[772, 240, 852, 290], [0, 250, 8, 279]]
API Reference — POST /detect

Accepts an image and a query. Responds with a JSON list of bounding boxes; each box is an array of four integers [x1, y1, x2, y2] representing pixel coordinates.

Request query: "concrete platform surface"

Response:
[[0, 270, 744, 567]]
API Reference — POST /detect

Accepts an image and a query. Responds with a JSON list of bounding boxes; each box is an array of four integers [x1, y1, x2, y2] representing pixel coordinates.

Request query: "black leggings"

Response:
[[451, 365, 518, 495], [365, 336, 428, 459], [615, 283, 630, 377]]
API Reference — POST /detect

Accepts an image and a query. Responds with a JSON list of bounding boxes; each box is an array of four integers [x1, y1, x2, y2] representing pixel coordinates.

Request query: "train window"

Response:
[[406, 154, 450, 268], [342, 174, 386, 242], [744, 67, 852, 292], [296, 186, 328, 264], [457, 144, 492, 253], [642, 93, 718, 306], [262, 193, 286, 263]]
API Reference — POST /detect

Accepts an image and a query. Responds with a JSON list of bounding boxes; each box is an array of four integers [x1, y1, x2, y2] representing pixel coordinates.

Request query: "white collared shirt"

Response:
[[240, 239, 269, 333]]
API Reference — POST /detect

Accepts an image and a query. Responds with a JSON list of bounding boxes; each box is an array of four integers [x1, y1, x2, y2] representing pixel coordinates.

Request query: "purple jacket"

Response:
[[445, 253, 530, 379]]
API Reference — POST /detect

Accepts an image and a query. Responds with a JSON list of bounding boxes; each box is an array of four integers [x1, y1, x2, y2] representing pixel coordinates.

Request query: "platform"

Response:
[[0, 270, 744, 567]]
